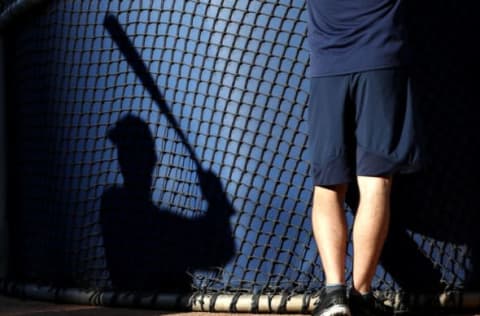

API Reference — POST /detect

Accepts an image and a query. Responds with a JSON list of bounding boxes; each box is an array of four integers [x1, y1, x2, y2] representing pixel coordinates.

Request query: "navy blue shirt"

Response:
[[307, 0, 410, 77]]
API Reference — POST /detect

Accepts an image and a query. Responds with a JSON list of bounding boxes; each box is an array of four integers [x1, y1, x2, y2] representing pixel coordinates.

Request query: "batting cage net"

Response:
[[1, 0, 479, 313]]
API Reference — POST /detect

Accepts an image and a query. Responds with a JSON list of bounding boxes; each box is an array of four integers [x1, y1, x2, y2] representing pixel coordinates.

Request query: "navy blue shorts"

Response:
[[308, 68, 423, 186]]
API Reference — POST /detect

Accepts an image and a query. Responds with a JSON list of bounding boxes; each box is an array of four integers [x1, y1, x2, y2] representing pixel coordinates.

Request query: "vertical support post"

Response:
[[0, 34, 8, 278]]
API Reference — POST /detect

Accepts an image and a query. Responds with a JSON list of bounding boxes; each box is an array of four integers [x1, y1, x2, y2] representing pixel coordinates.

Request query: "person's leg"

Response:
[[312, 184, 351, 316], [312, 184, 349, 285], [308, 75, 355, 315], [352, 175, 392, 294], [351, 67, 420, 294], [348, 68, 416, 316]]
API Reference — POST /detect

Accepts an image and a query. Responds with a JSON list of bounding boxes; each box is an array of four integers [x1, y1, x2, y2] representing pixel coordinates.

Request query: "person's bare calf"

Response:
[[352, 175, 392, 294], [312, 184, 349, 285]]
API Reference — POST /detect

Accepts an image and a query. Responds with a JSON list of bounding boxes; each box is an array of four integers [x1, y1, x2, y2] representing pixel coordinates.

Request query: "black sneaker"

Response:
[[349, 290, 393, 316], [313, 287, 351, 316]]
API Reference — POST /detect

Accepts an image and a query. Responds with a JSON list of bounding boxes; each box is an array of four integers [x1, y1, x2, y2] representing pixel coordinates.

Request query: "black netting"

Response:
[[2, 0, 479, 305]]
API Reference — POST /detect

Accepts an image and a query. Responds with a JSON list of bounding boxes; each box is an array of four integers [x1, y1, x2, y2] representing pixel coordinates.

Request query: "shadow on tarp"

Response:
[[381, 2, 479, 293], [100, 114, 235, 292], [99, 14, 236, 292]]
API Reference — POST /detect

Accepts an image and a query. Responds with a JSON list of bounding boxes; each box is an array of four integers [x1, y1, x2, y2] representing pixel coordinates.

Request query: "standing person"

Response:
[[306, 1, 423, 315]]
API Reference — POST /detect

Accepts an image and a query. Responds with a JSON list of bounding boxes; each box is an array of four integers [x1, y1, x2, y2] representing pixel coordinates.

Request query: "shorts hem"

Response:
[[311, 155, 353, 187], [356, 146, 423, 177], [311, 147, 423, 186]]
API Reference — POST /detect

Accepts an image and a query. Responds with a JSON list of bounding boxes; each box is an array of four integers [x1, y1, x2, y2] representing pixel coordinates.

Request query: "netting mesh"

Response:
[[2, 0, 479, 305]]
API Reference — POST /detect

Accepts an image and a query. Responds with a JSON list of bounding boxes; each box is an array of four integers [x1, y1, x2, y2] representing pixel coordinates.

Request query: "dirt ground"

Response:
[[0, 294, 299, 316], [0, 294, 478, 316]]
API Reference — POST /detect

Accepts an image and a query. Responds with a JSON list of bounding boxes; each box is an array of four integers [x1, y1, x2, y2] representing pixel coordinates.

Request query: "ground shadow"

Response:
[[100, 15, 235, 292]]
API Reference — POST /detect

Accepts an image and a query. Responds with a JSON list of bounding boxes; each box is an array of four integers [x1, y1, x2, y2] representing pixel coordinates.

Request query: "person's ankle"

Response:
[[351, 285, 370, 296], [325, 283, 346, 294]]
